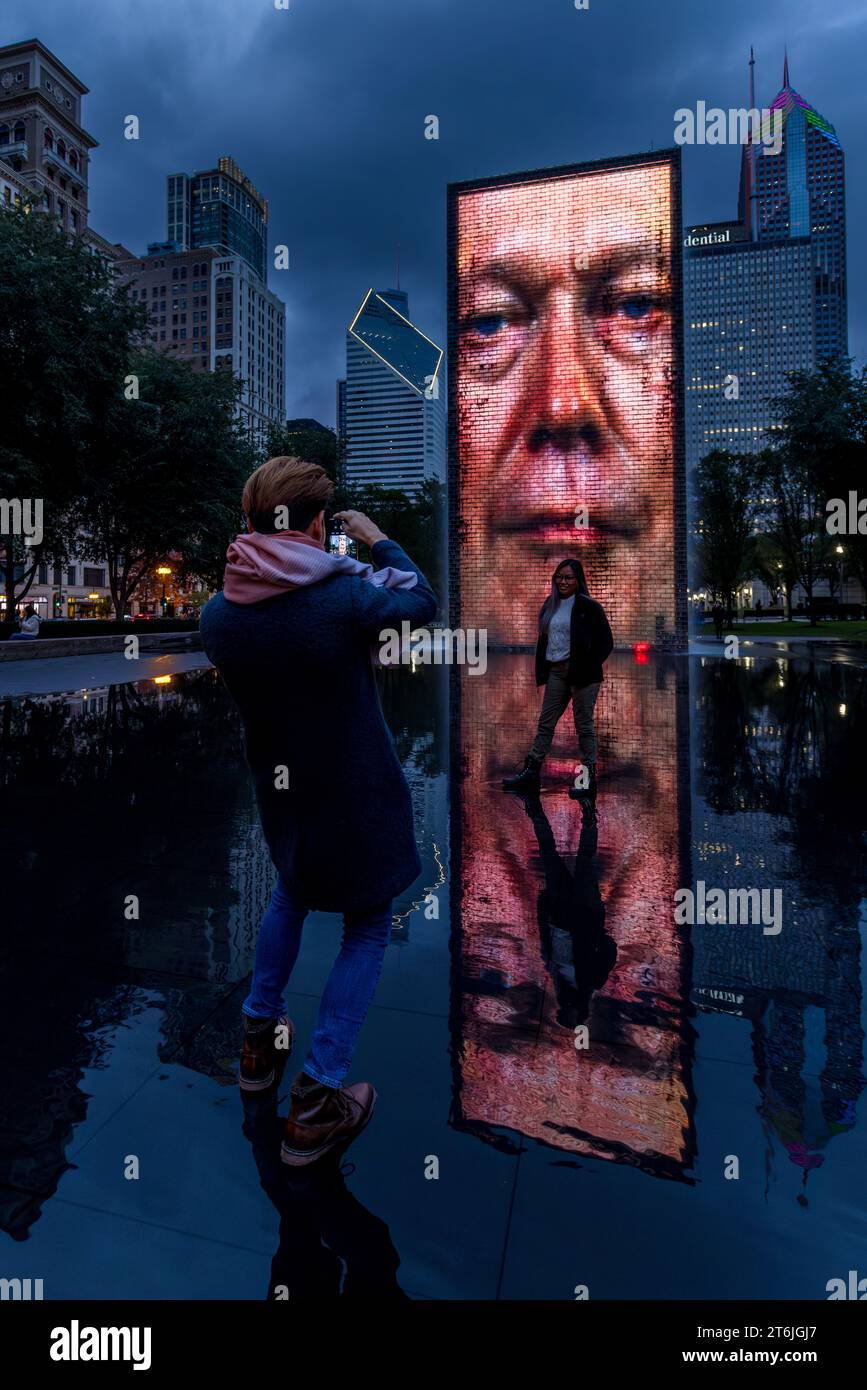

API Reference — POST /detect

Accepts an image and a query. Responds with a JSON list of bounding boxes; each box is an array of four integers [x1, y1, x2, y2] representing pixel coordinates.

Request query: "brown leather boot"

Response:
[[281, 1071, 377, 1167]]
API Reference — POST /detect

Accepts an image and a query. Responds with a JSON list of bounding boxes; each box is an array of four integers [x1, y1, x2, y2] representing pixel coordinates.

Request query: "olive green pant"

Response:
[[529, 661, 601, 766]]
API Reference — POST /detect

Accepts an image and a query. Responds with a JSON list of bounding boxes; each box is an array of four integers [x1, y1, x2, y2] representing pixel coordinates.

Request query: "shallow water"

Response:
[[1, 650, 864, 1299]]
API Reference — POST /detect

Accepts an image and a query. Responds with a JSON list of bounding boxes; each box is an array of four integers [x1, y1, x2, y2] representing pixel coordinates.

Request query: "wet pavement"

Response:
[[2, 649, 865, 1299], [0, 649, 211, 699]]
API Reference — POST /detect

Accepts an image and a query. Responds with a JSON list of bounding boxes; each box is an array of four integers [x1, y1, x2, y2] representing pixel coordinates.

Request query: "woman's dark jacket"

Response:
[[200, 539, 437, 914], [534, 593, 614, 689]]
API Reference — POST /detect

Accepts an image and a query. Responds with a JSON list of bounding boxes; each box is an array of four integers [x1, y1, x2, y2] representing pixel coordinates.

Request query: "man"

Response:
[[201, 456, 437, 1165], [453, 156, 678, 649]]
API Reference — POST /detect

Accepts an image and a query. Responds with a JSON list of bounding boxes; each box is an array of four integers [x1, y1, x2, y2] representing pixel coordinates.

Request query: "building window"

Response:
[[83, 567, 105, 587], [67, 566, 77, 585]]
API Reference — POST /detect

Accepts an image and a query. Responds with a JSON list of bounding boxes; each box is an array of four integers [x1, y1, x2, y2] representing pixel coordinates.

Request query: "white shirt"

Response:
[[546, 595, 573, 663]]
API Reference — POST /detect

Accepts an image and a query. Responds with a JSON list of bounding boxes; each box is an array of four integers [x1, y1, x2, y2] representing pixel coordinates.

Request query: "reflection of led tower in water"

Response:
[[451, 652, 694, 1177]]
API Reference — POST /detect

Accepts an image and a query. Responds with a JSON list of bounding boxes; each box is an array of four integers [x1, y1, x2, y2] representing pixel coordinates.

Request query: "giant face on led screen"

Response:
[[449, 152, 684, 647]]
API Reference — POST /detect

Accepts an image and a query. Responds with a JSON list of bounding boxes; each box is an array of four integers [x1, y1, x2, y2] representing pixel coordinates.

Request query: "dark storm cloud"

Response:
[[4, 0, 864, 424]]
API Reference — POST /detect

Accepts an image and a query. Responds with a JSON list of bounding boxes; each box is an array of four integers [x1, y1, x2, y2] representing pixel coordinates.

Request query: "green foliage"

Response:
[[264, 420, 338, 474], [348, 479, 446, 612], [695, 362, 867, 618], [261, 419, 445, 608], [72, 350, 255, 614], [763, 359, 867, 602], [693, 450, 758, 612], [0, 206, 144, 613]]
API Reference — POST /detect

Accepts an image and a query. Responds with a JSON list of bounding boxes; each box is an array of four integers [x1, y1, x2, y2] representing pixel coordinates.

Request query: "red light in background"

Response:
[[633, 641, 651, 664]]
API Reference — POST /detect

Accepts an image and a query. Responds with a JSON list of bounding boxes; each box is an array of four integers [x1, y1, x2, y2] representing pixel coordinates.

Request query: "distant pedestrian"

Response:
[[8, 604, 40, 641], [711, 601, 724, 640]]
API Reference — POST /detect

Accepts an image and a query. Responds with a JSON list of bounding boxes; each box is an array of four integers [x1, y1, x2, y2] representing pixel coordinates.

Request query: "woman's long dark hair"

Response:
[[540, 558, 589, 632]]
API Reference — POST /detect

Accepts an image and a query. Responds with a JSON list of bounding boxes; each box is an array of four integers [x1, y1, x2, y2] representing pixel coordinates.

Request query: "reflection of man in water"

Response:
[[240, 1089, 407, 1300], [455, 159, 676, 647]]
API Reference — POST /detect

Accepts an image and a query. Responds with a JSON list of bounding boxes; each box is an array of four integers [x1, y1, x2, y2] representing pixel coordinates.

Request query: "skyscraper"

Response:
[[116, 156, 285, 440], [741, 56, 847, 361], [684, 224, 815, 465], [340, 288, 445, 499], [685, 55, 846, 477], [166, 157, 267, 281]]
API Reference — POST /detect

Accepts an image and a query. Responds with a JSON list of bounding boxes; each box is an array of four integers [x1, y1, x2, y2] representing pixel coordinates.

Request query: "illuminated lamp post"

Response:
[[156, 566, 172, 617]]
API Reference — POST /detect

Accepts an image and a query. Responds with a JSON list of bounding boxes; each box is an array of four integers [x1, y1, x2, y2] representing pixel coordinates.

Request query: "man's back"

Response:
[[201, 537, 437, 914]]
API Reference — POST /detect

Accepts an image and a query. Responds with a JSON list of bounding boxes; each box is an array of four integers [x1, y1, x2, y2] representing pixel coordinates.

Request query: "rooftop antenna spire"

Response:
[[783, 47, 789, 87], [747, 46, 757, 240]]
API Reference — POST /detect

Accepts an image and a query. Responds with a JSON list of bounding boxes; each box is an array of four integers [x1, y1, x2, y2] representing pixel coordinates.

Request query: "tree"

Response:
[[72, 351, 255, 617], [265, 419, 339, 475], [747, 532, 797, 617], [693, 450, 758, 620], [263, 420, 446, 610], [763, 360, 867, 608], [0, 204, 144, 620], [350, 479, 446, 613]]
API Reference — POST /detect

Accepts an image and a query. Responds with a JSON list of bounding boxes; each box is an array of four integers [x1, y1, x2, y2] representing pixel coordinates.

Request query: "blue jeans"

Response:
[[242, 877, 393, 1088]]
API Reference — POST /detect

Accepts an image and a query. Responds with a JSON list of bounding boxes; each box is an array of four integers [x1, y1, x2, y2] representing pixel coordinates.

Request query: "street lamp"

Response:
[[835, 544, 845, 604], [156, 565, 172, 616]]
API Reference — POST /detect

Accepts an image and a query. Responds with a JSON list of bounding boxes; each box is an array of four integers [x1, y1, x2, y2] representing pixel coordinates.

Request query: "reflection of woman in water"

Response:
[[525, 796, 617, 1030], [503, 559, 613, 798]]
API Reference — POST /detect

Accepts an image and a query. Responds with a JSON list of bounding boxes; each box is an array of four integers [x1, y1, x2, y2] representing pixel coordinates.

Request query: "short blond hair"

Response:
[[242, 455, 334, 534]]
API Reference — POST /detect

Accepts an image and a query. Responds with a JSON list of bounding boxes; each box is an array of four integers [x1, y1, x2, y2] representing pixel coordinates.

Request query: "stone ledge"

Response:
[[0, 631, 203, 662]]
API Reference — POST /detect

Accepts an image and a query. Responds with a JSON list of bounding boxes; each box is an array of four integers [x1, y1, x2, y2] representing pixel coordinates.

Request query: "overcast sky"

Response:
[[5, 0, 865, 425]]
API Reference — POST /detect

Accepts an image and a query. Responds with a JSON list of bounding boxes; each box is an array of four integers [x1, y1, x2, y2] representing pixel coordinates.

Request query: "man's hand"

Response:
[[332, 510, 388, 547]]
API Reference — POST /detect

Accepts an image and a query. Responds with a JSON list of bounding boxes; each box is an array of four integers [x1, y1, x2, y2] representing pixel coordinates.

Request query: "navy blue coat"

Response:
[[534, 593, 613, 689], [200, 539, 438, 913]]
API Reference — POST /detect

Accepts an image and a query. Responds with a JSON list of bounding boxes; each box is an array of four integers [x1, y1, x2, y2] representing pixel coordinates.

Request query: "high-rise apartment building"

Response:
[[166, 157, 268, 282], [116, 157, 285, 440], [339, 288, 445, 499]]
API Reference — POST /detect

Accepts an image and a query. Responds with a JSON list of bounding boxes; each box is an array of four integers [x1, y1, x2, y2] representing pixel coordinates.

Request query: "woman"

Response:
[[502, 559, 613, 799], [201, 455, 437, 1165], [8, 604, 40, 640]]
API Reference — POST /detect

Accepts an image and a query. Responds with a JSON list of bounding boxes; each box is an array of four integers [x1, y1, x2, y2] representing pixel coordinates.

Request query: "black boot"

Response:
[[502, 755, 542, 792]]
